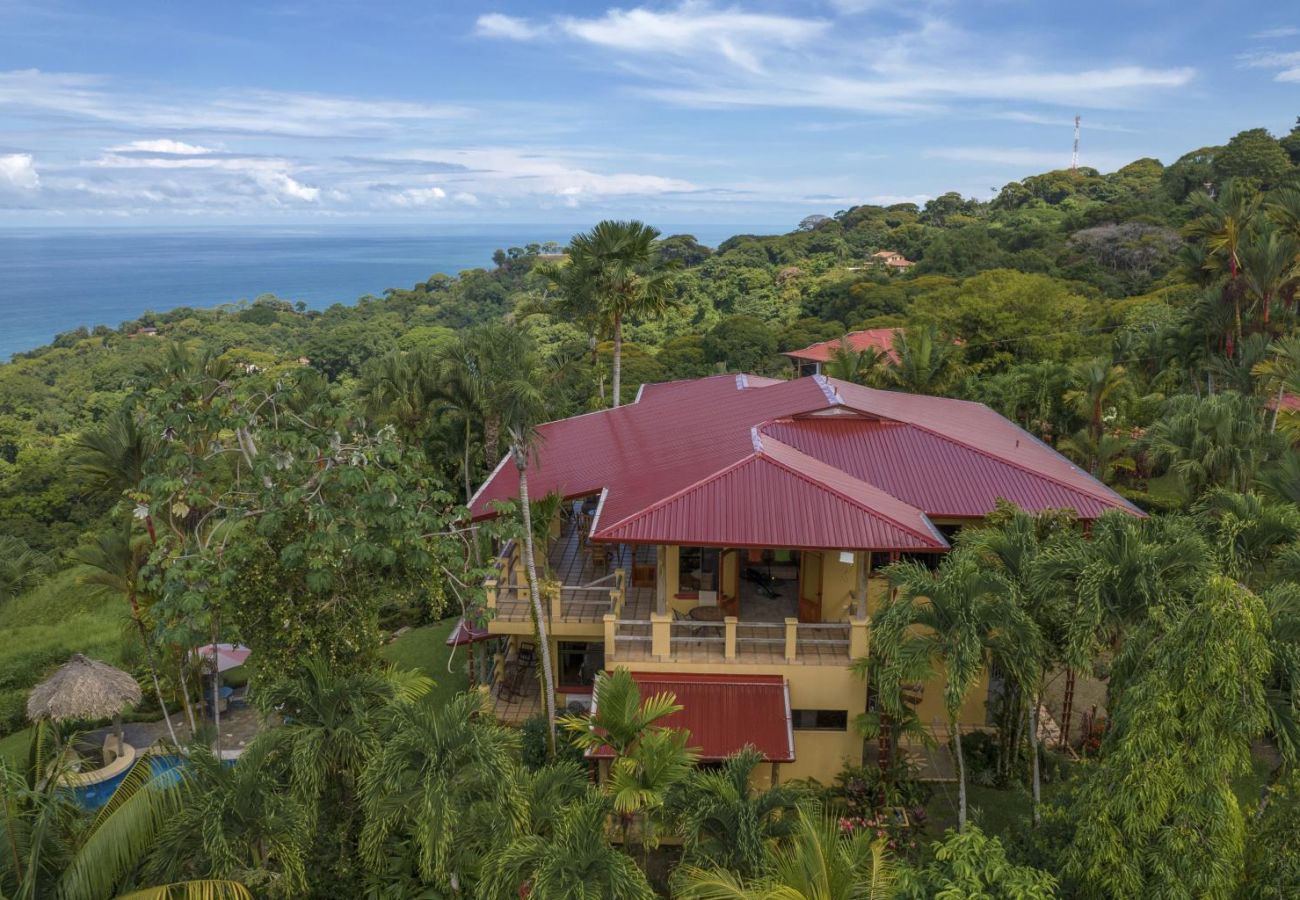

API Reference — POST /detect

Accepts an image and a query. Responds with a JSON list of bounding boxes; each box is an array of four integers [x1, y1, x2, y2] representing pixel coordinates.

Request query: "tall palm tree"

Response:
[[359, 691, 524, 894], [1191, 489, 1300, 588], [1057, 428, 1134, 482], [672, 747, 805, 878], [70, 406, 160, 543], [488, 790, 657, 900], [871, 551, 1032, 830], [881, 325, 963, 396], [69, 526, 180, 746], [434, 334, 486, 505], [1184, 180, 1262, 354], [485, 326, 559, 753], [673, 806, 897, 900], [1238, 222, 1300, 331], [1063, 356, 1130, 445], [543, 220, 679, 408]]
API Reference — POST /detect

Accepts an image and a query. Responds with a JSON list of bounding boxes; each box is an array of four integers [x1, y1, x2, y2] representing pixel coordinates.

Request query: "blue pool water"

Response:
[[70, 754, 199, 809]]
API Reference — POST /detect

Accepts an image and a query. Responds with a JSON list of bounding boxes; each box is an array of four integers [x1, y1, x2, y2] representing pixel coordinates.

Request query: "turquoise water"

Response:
[[0, 224, 767, 360], [70, 754, 187, 809]]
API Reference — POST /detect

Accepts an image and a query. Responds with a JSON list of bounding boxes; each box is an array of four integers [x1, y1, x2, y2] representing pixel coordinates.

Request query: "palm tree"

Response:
[[871, 551, 1033, 830], [356, 349, 439, 445], [70, 406, 160, 543], [561, 667, 694, 851], [0, 535, 50, 605], [1057, 428, 1134, 482], [485, 325, 559, 753], [1191, 489, 1300, 588], [256, 659, 429, 834], [0, 724, 251, 900], [69, 526, 180, 746], [434, 333, 486, 505], [359, 691, 524, 894], [1063, 356, 1130, 445], [881, 325, 963, 396], [543, 220, 679, 408], [488, 790, 657, 900], [561, 667, 682, 758], [1238, 222, 1300, 332], [825, 339, 888, 386], [673, 805, 896, 900], [1036, 512, 1212, 682], [143, 743, 309, 896], [1258, 450, 1300, 504], [1252, 333, 1300, 433], [1184, 180, 1262, 354], [672, 747, 805, 878], [1144, 391, 1273, 497]]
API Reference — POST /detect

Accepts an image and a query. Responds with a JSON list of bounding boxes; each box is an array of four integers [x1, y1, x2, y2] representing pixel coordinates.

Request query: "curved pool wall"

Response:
[[68, 754, 188, 809]]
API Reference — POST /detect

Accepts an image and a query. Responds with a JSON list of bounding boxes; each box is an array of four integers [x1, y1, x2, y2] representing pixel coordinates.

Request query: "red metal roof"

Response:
[[587, 672, 794, 762], [783, 328, 900, 364], [468, 374, 1142, 549]]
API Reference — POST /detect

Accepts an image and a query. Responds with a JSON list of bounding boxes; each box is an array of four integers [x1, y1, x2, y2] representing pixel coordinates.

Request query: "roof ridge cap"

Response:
[[592, 452, 762, 539]]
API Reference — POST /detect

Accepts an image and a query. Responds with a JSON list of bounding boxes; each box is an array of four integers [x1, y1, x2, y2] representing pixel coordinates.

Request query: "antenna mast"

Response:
[[1071, 115, 1081, 171]]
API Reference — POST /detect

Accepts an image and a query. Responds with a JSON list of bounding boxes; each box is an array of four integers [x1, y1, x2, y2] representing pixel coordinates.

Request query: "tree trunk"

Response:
[[1272, 385, 1284, 434], [128, 588, 179, 746], [178, 659, 197, 737], [517, 455, 557, 755], [952, 715, 968, 831], [1029, 693, 1042, 827], [463, 424, 474, 507], [611, 315, 623, 409], [209, 625, 222, 757]]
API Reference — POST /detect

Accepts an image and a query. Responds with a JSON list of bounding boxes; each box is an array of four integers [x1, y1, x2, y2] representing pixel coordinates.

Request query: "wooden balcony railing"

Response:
[[604, 613, 868, 665]]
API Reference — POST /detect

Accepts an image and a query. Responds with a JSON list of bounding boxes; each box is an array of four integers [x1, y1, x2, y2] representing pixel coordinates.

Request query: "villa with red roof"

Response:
[[469, 373, 1139, 783]]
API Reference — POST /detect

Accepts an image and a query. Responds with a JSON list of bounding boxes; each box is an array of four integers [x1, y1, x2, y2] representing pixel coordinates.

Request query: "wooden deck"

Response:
[[492, 528, 655, 624]]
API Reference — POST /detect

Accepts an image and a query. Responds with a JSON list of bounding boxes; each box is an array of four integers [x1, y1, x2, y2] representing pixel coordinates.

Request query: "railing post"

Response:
[[609, 588, 622, 617], [850, 616, 870, 659], [651, 612, 672, 661], [547, 581, 563, 622], [724, 615, 737, 660], [784, 618, 798, 662], [485, 578, 498, 611], [604, 614, 618, 661]]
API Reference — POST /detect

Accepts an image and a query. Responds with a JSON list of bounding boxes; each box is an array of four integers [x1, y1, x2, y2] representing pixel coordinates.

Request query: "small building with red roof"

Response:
[[783, 328, 901, 376], [471, 373, 1139, 782]]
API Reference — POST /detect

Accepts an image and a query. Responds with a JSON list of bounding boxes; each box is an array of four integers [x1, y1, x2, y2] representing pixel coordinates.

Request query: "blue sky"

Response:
[[1, 0, 1297, 227]]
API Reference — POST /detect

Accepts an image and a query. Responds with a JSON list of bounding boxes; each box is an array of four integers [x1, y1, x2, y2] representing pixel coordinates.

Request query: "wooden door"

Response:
[[798, 551, 822, 622]]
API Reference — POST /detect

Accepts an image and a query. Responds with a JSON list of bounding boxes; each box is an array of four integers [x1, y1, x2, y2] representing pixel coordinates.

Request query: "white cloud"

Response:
[[0, 69, 469, 138], [257, 172, 320, 202], [0, 153, 40, 192], [558, 3, 827, 73], [389, 186, 447, 207], [109, 139, 217, 155], [1240, 49, 1300, 82], [452, 191, 480, 206], [475, 13, 545, 40]]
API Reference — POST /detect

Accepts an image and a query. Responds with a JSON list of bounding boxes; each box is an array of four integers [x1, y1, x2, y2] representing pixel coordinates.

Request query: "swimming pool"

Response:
[[70, 755, 187, 809]]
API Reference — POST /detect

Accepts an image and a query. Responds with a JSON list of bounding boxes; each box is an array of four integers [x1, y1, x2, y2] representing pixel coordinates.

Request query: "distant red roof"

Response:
[[469, 374, 1142, 550], [783, 329, 900, 364], [587, 672, 794, 762]]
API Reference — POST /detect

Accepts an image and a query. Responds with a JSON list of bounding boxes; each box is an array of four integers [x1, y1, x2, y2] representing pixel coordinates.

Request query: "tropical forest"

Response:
[[4, 121, 1300, 899]]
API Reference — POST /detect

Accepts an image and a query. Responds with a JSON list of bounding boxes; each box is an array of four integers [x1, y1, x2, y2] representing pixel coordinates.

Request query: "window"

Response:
[[791, 709, 848, 731], [678, 546, 721, 594], [557, 641, 604, 687]]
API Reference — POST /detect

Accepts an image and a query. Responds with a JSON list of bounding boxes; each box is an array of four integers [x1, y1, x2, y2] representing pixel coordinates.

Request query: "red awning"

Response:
[[587, 672, 794, 763], [444, 618, 492, 646]]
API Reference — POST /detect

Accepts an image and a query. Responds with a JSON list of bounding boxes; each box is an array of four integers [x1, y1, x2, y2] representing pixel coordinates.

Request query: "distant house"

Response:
[[871, 249, 915, 270], [133, 327, 160, 338], [783, 328, 900, 377]]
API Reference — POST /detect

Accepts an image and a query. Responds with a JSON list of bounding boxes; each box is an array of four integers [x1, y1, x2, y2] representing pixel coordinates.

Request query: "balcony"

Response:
[[607, 614, 866, 666], [484, 528, 656, 628]]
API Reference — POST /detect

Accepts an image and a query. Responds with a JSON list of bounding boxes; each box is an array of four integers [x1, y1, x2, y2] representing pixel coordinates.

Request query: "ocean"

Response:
[[0, 224, 769, 361]]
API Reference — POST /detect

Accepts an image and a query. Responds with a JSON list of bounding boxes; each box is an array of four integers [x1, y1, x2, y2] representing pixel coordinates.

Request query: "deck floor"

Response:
[[495, 527, 655, 624]]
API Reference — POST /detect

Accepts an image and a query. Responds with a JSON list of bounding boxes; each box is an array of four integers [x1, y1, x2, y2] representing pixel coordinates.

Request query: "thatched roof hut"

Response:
[[27, 653, 142, 724]]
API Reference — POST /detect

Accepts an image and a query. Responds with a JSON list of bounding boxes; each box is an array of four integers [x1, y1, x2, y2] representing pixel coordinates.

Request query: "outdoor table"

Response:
[[688, 606, 725, 622]]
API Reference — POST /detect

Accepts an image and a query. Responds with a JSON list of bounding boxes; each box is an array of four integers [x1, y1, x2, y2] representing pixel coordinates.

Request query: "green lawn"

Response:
[[379, 619, 470, 708], [0, 727, 30, 767]]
